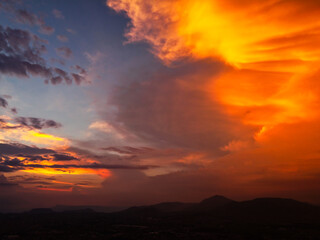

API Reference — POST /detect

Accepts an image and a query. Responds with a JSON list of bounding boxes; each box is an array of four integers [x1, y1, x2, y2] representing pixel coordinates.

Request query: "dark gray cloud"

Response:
[[0, 142, 55, 155], [0, 165, 16, 172], [0, 2, 55, 35], [51, 153, 77, 161], [0, 174, 18, 186], [8, 153, 80, 162], [7, 175, 56, 185], [0, 1, 87, 85], [14, 117, 62, 129], [64, 145, 141, 167], [52, 9, 64, 19], [102, 146, 154, 155], [15, 9, 43, 26], [74, 65, 86, 75], [0, 25, 86, 84], [15, 154, 47, 161], [38, 25, 55, 35], [3, 157, 23, 167], [0, 97, 8, 108], [107, 59, 255, 155], [71, 73, 85, 85], [0, 159, 156, 173], [0, 98, 60, 130], [66, 28, 76, 34], [0, 0, 22, 13], [25, 162, 156, 170], [56, 47, 72, 58], [0, 26, 49, 77], [0, 141, 157, 173], [0, 117, 61, 130], [57, 35, 68, 42], [0, 53, 50, 77], [0, 95, 17, 113], [50, 57, 65, 66]]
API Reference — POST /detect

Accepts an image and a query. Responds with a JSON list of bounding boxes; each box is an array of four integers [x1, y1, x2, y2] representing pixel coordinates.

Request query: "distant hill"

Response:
[[190, 195, 235, 211], [114, 195, 320, 224], [3, 195, 320, 239], [28, 208, 54, 214], [52, 205, 127, 213], [27, 195, 319, 222], [121, 195, 234, 215], [212, 197, 320, 223]]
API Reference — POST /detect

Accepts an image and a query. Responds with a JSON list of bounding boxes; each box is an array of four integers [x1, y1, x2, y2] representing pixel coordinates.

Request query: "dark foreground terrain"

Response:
[[0, 196, 320, 240]]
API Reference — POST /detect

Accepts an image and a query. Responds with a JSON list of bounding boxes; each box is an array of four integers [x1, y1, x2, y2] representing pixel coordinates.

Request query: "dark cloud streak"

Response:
[[52, 154, 77, 161], [1, 3, 55, 35], [0, 97, 8, 108], [0, 160, 156, 173], [57, 35, 68, 42], [0, 142, 55, 155], [14, 117, 62, 130]]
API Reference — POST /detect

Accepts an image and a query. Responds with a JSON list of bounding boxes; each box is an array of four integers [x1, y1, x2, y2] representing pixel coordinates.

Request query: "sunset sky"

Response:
[[1, 0, 320, 212]]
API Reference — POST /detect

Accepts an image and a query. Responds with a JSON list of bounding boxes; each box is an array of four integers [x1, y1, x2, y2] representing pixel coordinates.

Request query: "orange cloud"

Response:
[[89, 120, 125, 139], [107, 0, 320, 65], [107, 0, 320, 134], [0, 118, 112, 191], [37, 187, 73, 192], [106, 0, 320, 201]]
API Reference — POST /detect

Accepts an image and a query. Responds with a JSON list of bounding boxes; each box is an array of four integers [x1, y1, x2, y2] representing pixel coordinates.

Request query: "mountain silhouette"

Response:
[[52, 205, 126, 213], [214, 197, 320, 223], [1, 196, 319, 239], [28, 208, 54, 214], [192, 195, 235, 211]]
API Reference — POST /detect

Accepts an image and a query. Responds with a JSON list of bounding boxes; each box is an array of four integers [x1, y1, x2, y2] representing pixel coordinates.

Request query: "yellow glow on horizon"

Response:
[[21, 130, 70, 148], [21, 168, 111, 178], [0, 126, 69, 149], [37, 187, 73, 192], [30, 132, 65, 141]]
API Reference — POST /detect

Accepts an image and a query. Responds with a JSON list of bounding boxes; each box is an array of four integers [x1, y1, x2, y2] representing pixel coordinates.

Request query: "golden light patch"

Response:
[[21, 131, 69, 148], [0, 127, 69, 149], [107, 0, 320, 66], [21, 168, 111, 178], [37, 187, 73, 192]]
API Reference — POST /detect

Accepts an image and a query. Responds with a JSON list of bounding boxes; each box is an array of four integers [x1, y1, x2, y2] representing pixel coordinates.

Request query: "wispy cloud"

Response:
[[52, 9, 64, 19]]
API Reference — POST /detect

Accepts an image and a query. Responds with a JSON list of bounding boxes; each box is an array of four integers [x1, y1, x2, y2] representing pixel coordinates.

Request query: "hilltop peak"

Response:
[[194, 195, 235, 210], [200, 195, 234, 204]]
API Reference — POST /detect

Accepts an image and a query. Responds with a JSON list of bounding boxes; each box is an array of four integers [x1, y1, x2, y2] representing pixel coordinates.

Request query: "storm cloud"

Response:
[[107, 59, 255, 155]]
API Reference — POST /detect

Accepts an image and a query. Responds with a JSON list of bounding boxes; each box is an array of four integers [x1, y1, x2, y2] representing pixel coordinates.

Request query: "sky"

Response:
[[1, 0, 320, 212]]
